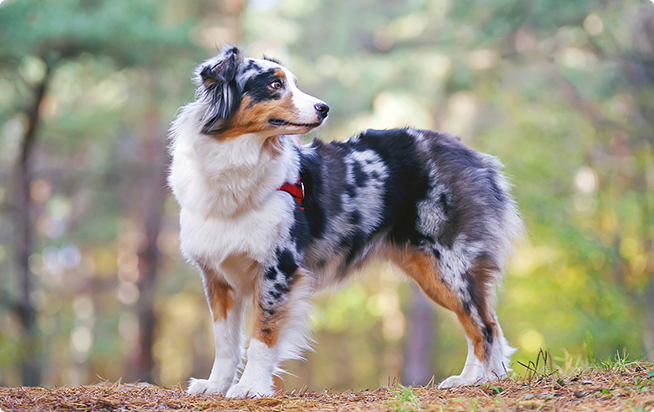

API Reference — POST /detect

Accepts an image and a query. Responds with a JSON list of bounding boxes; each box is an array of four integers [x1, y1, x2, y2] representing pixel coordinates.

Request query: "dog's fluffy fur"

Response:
[[168, 45, 524, 398]]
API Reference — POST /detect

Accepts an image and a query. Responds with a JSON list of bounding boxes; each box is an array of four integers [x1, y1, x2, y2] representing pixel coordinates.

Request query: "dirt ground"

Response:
[[1, 364, 653, 411]]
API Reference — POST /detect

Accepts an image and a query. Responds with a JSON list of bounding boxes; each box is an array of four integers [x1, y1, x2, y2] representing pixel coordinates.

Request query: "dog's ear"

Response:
[[200, 46, 240, 87], [197, 45, 244, 135]]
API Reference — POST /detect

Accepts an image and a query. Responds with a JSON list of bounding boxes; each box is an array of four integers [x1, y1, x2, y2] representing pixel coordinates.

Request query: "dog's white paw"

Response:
[[225, 382, 273, 399], [187, 378, 230, 395], [438, 374, 482, 389]]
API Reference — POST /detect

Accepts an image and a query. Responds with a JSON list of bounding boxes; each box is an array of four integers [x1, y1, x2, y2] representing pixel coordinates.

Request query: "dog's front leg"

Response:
[[188, 266, 244, 395], [226, 256, 311, 398]]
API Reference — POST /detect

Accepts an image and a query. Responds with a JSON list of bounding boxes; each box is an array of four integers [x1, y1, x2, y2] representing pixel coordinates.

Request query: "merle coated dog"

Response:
[[168, 45, 524, 398]]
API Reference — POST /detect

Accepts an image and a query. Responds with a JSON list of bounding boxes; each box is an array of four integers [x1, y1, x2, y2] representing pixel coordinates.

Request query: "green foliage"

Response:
[[585, 331, 596, 365], [591, 348, 652, 375], [517, 349, 556, 382], [0, 0, 194, 66], [387, 384, 424, 412]]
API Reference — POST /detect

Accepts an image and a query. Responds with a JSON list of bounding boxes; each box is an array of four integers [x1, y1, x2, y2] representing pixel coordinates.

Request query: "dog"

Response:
[[167, 45, 524, 398]]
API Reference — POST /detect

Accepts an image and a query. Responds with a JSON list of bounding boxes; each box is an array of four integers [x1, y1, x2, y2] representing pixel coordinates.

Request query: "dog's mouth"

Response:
[[269, 118, 322, 128]]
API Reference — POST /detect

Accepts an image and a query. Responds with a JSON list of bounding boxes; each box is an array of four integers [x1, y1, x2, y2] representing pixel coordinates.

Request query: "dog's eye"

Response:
[[269, 81, 283, 90]]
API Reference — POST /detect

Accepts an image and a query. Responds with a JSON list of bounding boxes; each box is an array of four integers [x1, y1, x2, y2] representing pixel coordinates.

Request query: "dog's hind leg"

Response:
[[226, 252, 313, 398], [391, 247, 514, 388], [188, 264, 245, 395]]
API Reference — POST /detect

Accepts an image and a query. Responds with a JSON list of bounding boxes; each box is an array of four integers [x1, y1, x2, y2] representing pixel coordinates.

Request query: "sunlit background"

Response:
[[0, 0, 653, 392]]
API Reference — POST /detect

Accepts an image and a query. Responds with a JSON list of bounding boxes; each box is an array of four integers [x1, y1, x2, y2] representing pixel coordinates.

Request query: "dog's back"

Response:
[[299, 128, 522, 285]]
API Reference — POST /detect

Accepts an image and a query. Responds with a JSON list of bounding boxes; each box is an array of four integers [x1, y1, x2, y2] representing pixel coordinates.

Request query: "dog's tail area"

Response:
[[483, 153, 527, 275]]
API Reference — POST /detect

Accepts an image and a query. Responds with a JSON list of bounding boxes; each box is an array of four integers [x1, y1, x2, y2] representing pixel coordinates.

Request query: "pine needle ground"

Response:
[[1, 361, 652, 411]]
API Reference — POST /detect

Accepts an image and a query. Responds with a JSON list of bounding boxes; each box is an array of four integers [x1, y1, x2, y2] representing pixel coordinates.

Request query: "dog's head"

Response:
[[195, 45, 329, 139]]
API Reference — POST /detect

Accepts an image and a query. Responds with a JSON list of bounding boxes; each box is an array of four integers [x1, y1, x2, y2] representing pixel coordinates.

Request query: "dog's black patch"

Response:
[[462, 300, 471, 315], [422, 234, 436, 244], [318, 143, 347, 214], [338, 229, 367, 269], [260, 302, 275, 315], [301, 140, 349, 238], [201, 48, 239, 87], [270, 290, 282, 300], [276, 249, 298, 281], [243, 68, 283, 105], [198, 47, 245, 135], [352, 161, 368, 187], [353, 129, 431, 246], [264, 267, 277, 281], [290, 203, 310, 252], [483, 324, 494, 345], [243, 59, 262, 74], [301, 153, 327, 239], [348, 211, 361, 225]]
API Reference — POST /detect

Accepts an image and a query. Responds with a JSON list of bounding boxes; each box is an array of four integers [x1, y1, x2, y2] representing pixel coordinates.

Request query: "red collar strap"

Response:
[[278, 136, 305, 211], [279, 176, 304, 211]]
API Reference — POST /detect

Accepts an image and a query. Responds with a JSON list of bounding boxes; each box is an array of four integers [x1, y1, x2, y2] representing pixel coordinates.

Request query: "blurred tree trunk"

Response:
[[403, 283, 436, 385], [14, 61, 52, 386], [128, 107, 168, 383], [127, 0, 247, 384], [621, 7, 654, 359], [648, 276, 654, 359]]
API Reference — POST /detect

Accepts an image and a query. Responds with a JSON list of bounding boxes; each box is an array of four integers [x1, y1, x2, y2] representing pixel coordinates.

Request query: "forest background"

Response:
[[0, 0, 653, 393]]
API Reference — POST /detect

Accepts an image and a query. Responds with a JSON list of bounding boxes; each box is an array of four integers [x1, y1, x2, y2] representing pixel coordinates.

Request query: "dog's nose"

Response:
[[315, 103, 330, 119]]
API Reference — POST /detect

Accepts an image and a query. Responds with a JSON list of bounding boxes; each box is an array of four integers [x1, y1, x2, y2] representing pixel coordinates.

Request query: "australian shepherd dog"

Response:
[[168, 45, 524, 398]]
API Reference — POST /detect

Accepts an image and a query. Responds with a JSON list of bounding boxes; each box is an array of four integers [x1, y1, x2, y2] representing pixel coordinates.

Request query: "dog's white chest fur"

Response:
[[168, 102, 300, 287], [178, 206, 279, 271]]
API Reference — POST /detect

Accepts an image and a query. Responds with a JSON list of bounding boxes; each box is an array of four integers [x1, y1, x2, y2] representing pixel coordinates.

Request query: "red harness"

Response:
[[279, 176, 304, 211], [277, 135, 305, 211]]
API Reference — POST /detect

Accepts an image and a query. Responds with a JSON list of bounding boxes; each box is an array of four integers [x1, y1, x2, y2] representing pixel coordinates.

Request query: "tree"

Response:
[[0, 0, 200, 385]]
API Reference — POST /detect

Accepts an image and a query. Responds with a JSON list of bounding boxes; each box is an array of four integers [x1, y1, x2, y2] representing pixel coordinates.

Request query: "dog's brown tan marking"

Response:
[[217, 95, 299, 140], [390, 247, 493, 362], [252, 294, 287, 348], [390, 248, 458, 310], [252, 273, 308, 348], [208, 277, 234, 322], [466, 254, 500, 358], [197, 261, 235, 322]]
